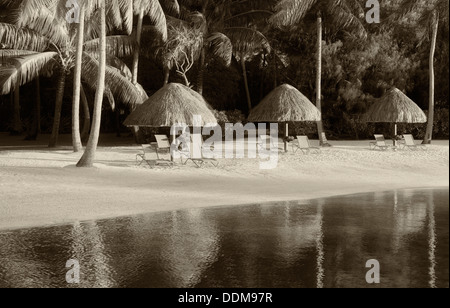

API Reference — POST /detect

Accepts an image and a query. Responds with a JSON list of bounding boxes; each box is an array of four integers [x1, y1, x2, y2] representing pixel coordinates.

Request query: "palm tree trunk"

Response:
[[80, 84, 90, 141], [77, 2, 106, 168], [49, 69, 67, 148], [27, 77, 41, 140], [423, 13, 439, 144], [132, 10, 144, 85], [36, 77, 41, 136], [196, 47, 206, 95], [241, 57, 252, 112], [196, 0, 209, 95], [72, 6, 86, 152], [163, 67, 170, 85], [12, 86, 21, 135], [115, 109, 121, 137], [273, 54, 278, 89], [130, 10, 144, 144], [315, 13, 330, 147]]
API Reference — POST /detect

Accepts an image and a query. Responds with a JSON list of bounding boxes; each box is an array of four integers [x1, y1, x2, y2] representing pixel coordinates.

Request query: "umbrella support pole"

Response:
[[394, 123, 398, 147], [171, 134, 175, 162], [285, 122, 289, 153]]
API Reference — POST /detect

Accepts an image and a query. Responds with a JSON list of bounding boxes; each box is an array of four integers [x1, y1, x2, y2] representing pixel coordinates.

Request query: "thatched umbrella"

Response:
[[124, 83, 217, 127], [249, 84, 321, 152], [364, 87, 427, 146], [124, 83, 217, 160]]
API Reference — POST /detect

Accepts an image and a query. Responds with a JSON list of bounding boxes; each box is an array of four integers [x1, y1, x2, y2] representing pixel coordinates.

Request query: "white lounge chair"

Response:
[[258, 135, 279, 152], [182, 135, 219, 168], [370, 135, 395, 151], [154, 135, 174, 167], [402, 134, 427, 151], [292, 136, 321, 154], [136, 144, 153, 167]]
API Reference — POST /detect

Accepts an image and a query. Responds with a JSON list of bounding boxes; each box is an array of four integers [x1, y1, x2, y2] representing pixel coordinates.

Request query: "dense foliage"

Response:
[[0, 0, 448, 140]]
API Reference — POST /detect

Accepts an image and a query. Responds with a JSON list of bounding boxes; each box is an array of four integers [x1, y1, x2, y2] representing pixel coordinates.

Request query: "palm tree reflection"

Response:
[[69, 221, 116, 288], [427, 191, 437, 289]]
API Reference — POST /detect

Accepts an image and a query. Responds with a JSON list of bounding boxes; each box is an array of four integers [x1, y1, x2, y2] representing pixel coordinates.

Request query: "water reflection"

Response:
[[69, 222, 115, 288], [427, 192, 437, 289], [0, 188, 448, 288]]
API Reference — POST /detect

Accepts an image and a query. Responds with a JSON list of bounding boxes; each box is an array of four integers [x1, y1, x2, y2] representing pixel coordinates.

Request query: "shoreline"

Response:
[[0, 184, 448, 233], [1, 140, 449, 232]]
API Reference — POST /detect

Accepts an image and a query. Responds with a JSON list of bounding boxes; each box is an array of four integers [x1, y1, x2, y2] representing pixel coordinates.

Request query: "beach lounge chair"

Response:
[[258, 135, 279, 152], [136, 144, 153, 167], [182, 135, 219, 168], [154, 135, 174, 167], [402, 134, 428, 151], [292, 136, 321, 154], [370, 135, 394, 151]]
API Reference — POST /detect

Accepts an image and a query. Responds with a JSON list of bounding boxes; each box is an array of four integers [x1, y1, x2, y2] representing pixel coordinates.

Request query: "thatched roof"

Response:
[[248, 84, 321, 122], [364, 88, 427, 123], [124, 83, 217, 127]]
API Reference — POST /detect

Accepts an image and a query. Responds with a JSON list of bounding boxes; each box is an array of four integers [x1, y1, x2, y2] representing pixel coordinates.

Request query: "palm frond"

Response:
[[84, 35, 136, 58], [0, 51, 57, 94], [81, 52, 147, 108], [105, 87, 116, 111], [226, 10, 274, 26], [330, 0, 367, 39], [5, 0, 57, 25], [270, 0, 318, 28], [0, 22, 50, 51], [18, 9, 69, 47], [106, 55, 133, 81], [224, 27, 271, 60], [0, 49, 37, 59], [206, 32, 232, 66], [119, 0, 134, 34], [160, 0, 181, 16], [134, 0, 168, 41]]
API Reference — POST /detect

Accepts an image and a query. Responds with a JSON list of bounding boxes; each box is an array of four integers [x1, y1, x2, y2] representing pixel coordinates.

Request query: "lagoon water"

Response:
[[0, 188, 448, 288]]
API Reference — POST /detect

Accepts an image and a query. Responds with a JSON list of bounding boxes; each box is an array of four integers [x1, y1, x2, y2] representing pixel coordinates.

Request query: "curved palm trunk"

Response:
[[316, 13, 331, 147], [196, 47, 206, 95], [423, 13, 439, 145], [241, 57, 252, 112], [72, 6, 86, 152], [132, 10, 144, 85], [77, 2, 106, 168], [49, 69, 67, 148], [80, 84, 91, 141], [12, 86, 22, 135]]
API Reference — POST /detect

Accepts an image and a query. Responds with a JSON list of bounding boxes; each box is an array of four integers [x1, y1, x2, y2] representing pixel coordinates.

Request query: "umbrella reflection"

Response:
[[162, 209, 220, 288]]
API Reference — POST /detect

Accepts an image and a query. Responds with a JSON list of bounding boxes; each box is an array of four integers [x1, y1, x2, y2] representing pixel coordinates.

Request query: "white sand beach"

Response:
[[0, 134, 448, 231]]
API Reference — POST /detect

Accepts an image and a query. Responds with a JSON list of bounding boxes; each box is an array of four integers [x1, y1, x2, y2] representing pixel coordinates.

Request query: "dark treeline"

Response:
[[0, 0, 448, 141]]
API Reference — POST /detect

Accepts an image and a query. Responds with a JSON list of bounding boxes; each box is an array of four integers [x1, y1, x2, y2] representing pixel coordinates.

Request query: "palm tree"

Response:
[[72, 0, 88, 152], [0, 22, 65, 147], [77, 0, 107, 168], [77, 0, 176, 166], [146, 14, 203, 86], [176, 0, 274, 111], [270, 0, 367, 146], [132, 0, 175, 85], [0, 1, 145, 149], [391, 0, 449, 144]]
